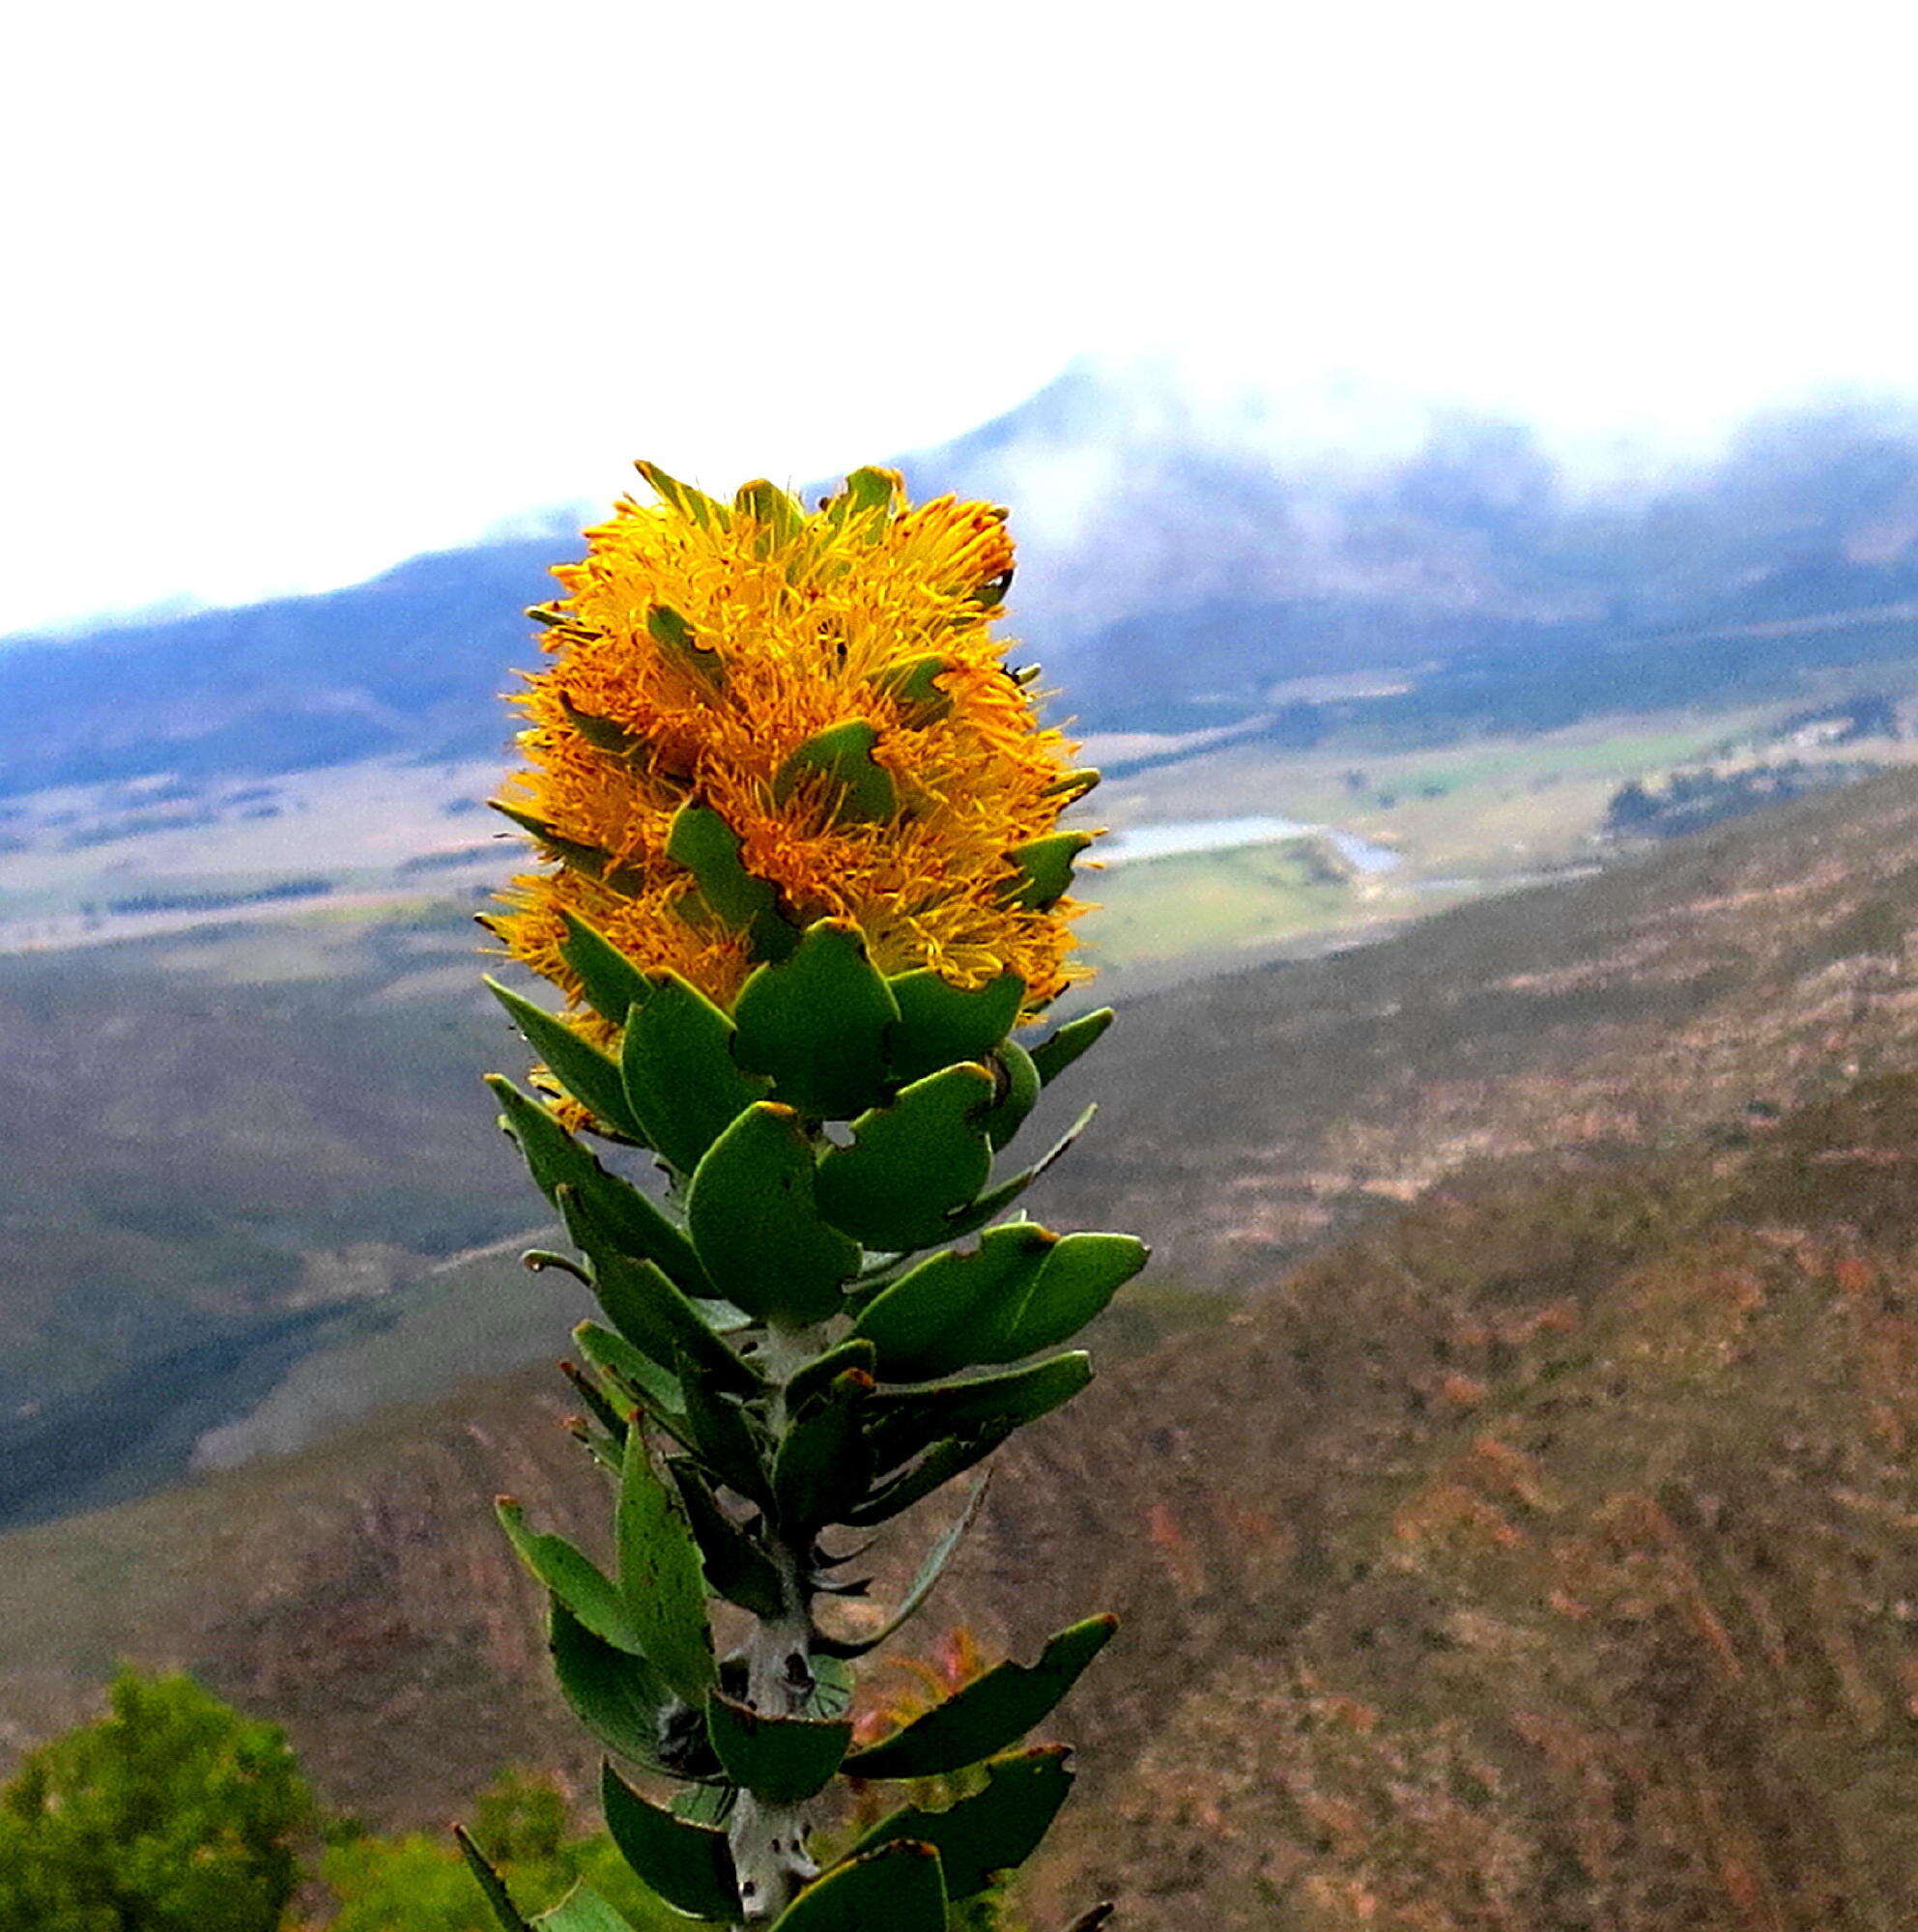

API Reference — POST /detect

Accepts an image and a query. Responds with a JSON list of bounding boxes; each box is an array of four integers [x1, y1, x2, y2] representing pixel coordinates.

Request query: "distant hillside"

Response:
[[8, 1064, 1918, 1929], [12, 373, 1918, 781], [9, 763, 1918, 1534], [0, 539, 556, 796], [1038, 762, 1918, 1281]]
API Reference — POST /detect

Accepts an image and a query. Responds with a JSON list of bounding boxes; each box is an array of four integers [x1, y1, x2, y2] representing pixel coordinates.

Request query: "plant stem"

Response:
[[728, 1320, 824, 1925]]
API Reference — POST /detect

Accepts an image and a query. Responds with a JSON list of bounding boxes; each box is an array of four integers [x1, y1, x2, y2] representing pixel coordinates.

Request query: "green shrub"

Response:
[[0, 1667, 311, 1932]]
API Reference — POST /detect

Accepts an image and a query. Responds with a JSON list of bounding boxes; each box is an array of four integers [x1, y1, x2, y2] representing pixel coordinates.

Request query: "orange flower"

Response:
[[489, 464, 1097, 1034]]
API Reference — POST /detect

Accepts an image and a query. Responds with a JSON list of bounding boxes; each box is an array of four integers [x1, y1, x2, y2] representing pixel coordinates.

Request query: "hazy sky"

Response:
[[6, 0, 1916, 636]]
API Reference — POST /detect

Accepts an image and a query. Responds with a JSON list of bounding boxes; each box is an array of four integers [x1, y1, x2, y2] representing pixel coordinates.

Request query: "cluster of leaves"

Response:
[[478, 910, 1139, 1929], [0, 1667, 312, 1932]]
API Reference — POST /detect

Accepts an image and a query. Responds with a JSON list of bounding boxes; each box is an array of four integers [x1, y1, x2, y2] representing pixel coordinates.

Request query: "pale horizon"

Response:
[[8, 0, 1918, 638]]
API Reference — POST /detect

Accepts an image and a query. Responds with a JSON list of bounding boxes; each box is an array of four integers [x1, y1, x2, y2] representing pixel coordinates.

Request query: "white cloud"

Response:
[[4, 0, 1917, 634]]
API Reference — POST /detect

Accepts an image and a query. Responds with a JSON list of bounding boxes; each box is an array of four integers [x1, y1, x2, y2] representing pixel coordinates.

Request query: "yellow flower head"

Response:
[[489, 464, 1098, 1028]]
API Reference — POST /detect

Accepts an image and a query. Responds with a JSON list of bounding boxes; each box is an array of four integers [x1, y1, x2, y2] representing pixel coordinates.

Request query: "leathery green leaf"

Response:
[[665, 800, 794, 961], [454, 1827, 533, 1932], [815, 1063, 996, 1252], [615, 1435, 715, 1703], [686, 1102, 861, 1322], [488, 980, 646, 1142], [869, 653, 955, 724], [620, 971, 767, 1177], [884, 968, 1023, 1085], [999, 831, 1093, 911], [941, 1104, 1097, 1241], [497, 1500, 644, 1655], [489, 1078, 710, 1297], [636, 459, 730, 530], [675, 1368, 773, 1509], [705, 1692, 852, 1803], [987, 1232, 1149, 1360], [670, 1460, 786, 1618], [557, 1186, 756, 1395], [558, 912, 655, 1025], [531, 1886, 639, 1932], [849, 1746, 1074, 1897], [548, 1600, 671, 1771], [772, 1367, 875, 1539], [850, 1223, 1058, 1381], [572, 1321, 685, 1425], [769, 1841, 946, 1932], [867, 1354, 1092, 1472], [731, 920, 899, 1120], [1029, 1008, 1113, 1086], [843, 1433, 1012, 1529], [981, 1038, 1041, 1151], [774, 720, 897, 823], [817, 1478, 988, 1657], [844, 1616, 1117, 1778], [601, 1762, 740, 1922], [784, 1337, 877, 1410], [646, 602, 725, 687], [734, 476, 806, 543], [491, 800, 644, 894]]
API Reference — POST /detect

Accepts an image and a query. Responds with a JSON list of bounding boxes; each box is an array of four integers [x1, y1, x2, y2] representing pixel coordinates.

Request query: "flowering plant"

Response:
[[469, 465, 1140, 1931]]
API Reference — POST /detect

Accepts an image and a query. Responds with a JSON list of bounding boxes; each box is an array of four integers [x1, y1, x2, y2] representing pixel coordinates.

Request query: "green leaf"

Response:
[[731, 920, 899, 1120], [867, 1355, 1092, 1473], [769, 1842, 947, 1932], [532, 1885, 640, 1932], [490, 1078, 711, 1298], [615, 1435, 716, 1703], [734, 477, 806, 543], [985, 1233, 1148, 1360], [784, 1337, 878, 1410], [498, 1500, 644, 1655], [816, 1478, 988, 1658], [774, 720, 897, 823], [835, 466, 901, 521], [489, 980, 645, 1139], [561, 1357, 631, 1448], [868, 654, 955, 724], [999, 832, 1092, 911], [549, 1601, 672, 1770], [558, 696, 647, 761], [670, 1461, 786, 1618], [1028, 1009, 1113, 1086], [705, 1692, 852, 1803], [620, 972, 769, 1176], [647, 603, 725, 687], [850, 1224, 1058, 1381], [573, 1321, 686, 1424], [1042, 767, 1101, 805], [636, 460, 730, 530], [815, 1064, 997, 1251], [559, 913, 656, 1024], [885, 969, 1024, 1085], [601, 1762, 740, 1922], [492, 800, 645, 893], [676, 1371, 773, 1509], [849, 1747, 1074, 1896], [455, 1826, 533, 1932], [941, 1105, 1097, 1241], [557, 1185, 755, 1394], [773, 1369, 875, 1539], [843, 1435, 1011, 1529], [981, 1039, 1041, 1152], [686, 1103, 861, 1323], [843, 1616, 1117, 1777], [666, 801, 791, 958]]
